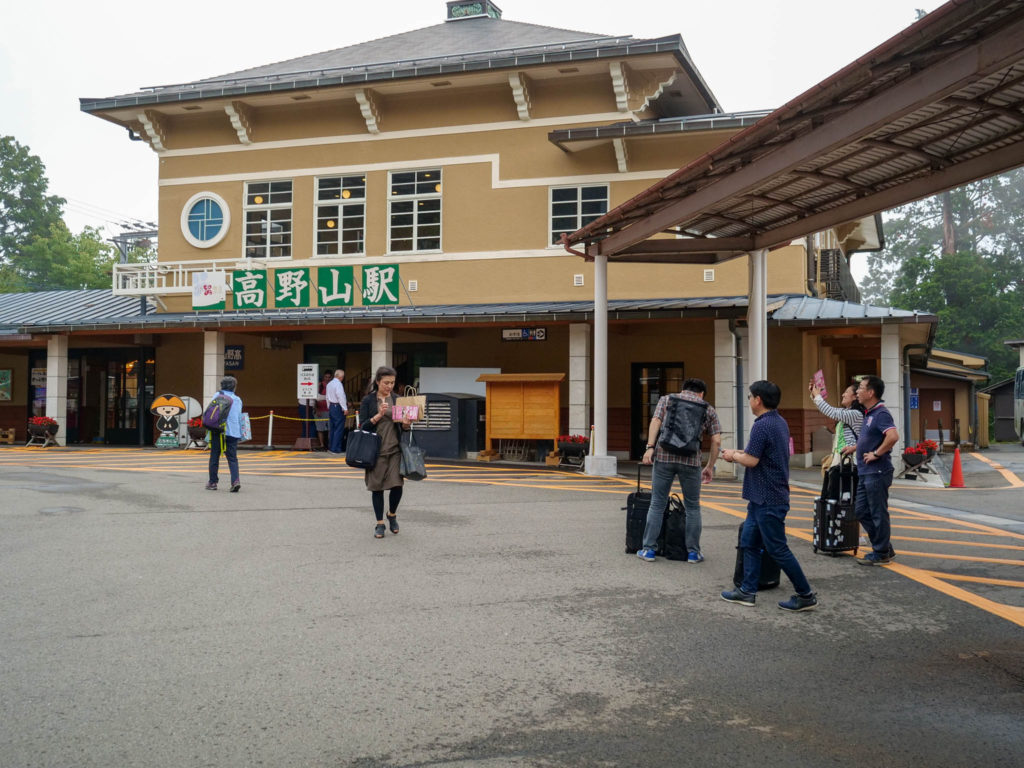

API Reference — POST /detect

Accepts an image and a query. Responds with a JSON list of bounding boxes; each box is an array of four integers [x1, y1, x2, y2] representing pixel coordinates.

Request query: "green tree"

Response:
[[13, 223, 120, 291], [0, 136, 65, 271], [862, 169, 1024, 382]]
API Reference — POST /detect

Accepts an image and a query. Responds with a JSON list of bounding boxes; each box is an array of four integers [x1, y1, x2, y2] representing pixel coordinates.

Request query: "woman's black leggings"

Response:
[[372, 487, 403, 521]]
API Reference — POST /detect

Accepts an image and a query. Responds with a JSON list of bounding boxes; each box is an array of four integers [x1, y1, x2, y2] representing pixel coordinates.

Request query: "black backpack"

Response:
[[658, 395, 709, 456]]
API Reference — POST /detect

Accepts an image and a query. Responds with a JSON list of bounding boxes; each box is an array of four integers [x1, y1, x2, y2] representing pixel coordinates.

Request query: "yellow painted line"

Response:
[[885, 562, 1024, 628], [908, 569, 1024, 588], [969, 451, 1024, 488], [890, 550, 1023, 566], [889, 535, 1024, 552], [889, 524, 1016, 538]]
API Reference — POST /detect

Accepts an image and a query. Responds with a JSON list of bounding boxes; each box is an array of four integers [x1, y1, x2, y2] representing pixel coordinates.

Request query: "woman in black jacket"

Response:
[[358, 366, 412, 538]]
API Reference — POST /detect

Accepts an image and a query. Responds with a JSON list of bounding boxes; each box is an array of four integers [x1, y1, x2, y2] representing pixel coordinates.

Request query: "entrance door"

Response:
[[630, 362, 684, 459], [919, 388, 954, 444]]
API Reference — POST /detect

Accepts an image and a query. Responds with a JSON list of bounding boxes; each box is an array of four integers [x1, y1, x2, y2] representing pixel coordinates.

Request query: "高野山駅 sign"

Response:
[[191, 265, 402, 311]]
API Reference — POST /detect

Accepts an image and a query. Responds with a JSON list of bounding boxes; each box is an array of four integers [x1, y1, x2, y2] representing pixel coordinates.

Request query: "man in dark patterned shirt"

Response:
[[637, 377, 721, 563], [720, 380, 818, 612]]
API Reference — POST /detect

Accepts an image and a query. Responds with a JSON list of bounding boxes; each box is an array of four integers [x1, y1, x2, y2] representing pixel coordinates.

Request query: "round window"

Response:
[[180, 192, 230, 248]]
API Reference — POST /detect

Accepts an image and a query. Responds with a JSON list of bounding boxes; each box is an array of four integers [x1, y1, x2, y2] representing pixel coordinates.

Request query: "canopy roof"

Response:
[[564, 0, 1024, 263]]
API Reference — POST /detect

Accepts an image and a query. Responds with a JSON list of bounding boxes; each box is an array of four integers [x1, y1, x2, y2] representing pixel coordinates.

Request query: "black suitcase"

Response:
[[733, 522, 781, 590], [624, 466, 683, 557], [624, 465, 652, 553], [813, 455, 860, 556]]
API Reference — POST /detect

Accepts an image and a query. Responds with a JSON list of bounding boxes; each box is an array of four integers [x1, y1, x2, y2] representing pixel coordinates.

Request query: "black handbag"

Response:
[[399, 431, 427, 481], [345, 426, 380, 470]]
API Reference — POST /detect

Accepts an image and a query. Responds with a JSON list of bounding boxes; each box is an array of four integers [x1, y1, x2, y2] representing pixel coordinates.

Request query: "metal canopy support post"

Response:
[[586, 253, 616, 476], [747, 249, 768, 385]]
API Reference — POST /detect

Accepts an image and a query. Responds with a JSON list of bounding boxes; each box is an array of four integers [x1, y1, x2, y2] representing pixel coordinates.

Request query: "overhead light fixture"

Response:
[[434, 183, 441, 193], [253, 196, 264, 204], [326, 220, 336, 228], [341, 189, 351, 199]]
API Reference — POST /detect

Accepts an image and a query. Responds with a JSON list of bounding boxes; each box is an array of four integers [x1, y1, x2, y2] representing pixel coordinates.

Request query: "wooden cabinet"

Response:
[[476, 373, 564, 460]]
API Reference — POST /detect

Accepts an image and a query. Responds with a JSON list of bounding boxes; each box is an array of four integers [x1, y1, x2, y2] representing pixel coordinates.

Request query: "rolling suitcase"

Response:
[[813, 455, 860, 556], [624, 466, 683, 556], [624, 465, 653, 554], [733, 522, 781, 590]]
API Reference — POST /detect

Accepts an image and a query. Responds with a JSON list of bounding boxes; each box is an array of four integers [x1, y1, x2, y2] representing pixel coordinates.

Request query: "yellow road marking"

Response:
[[888, 535, 1024, 552], [908, 569, 1024, 588], [968, 452, 1024, 488], [885, 563, 1024, 628], [886, 550, 1023, 566]]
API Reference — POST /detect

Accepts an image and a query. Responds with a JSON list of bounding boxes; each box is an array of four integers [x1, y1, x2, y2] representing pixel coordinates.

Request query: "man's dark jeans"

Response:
[[739, 502, 811, 595], [855, 470, 894, 555], [328, 403, 346, 453], [209, 434, 239, 486], [641, 461, 704, 554]]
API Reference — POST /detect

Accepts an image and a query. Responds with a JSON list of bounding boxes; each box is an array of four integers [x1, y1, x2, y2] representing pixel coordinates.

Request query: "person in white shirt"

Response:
[[326, 369, 349, 454]]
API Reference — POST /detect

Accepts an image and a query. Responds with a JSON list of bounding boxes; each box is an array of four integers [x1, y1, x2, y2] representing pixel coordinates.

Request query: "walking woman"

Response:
[[358, 366, 412, 538]]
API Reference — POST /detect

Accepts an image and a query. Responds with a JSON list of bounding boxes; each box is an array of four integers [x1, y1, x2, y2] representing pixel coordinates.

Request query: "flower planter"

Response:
[[902, 452, 926, 467], [28, 423, 59, 438], [558, 441, 589, 457], [188, 426, 208, 442]]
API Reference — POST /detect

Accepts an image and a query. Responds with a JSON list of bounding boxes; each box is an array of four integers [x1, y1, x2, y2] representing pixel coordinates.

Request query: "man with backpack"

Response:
[[637, 377, 721, 563], [205, 375, 243, 492]]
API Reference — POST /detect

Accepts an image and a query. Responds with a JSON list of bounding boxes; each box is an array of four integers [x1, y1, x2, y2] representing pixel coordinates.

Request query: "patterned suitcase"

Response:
[[813, 455, 860, 556]]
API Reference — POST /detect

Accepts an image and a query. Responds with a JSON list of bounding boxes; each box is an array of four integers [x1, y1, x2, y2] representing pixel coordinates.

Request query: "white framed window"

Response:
[[388, 169, 441, 253], [244, 180, 292, 259], [181, 191, 230, 249], [550, 184, 608, 245], [315, 175, 366, 256]]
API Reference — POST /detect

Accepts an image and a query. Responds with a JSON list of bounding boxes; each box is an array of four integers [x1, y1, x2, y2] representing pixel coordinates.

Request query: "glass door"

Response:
[[630, 362, 684, 459]]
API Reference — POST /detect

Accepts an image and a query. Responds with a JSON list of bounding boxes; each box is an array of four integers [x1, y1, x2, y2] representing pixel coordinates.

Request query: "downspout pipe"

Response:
[[903, 344, 929, 441], [730, 319, 744, 449]]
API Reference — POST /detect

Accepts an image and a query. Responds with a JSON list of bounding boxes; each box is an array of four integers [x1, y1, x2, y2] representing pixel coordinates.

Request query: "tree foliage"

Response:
[[0, 135, 65, 269], [13, 223, 120, 291], [862, 169, 1024, 382]]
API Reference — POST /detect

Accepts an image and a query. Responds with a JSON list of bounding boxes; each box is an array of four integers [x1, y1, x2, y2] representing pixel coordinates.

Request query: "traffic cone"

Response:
[[949, 447, 964, 488]]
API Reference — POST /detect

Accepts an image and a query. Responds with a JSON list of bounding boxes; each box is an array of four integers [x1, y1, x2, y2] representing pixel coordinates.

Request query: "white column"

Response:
[[747, 249, 768, 384], [881, 325, 903, 455], [568, 323, 591, 437], [586, 253, 616, 476], [46, 335, 68, 446], [371, 327, 393, 373], [713, 319, 737, 478], [736, 326, 751, 450], [203, 331, 225, 405]]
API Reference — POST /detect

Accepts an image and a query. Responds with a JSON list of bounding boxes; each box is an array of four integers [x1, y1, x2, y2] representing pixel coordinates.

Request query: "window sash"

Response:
[[550, 185, 608, 245], [388, 170, 442, 253]]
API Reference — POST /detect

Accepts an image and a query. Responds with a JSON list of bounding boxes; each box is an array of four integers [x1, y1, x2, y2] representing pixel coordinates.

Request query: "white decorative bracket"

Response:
[[224, 101, 254, 145], [609, 62, 630, 113], [613, 138, 629, 173], [355, 89, 382, 134], [136, 110, 166, 152], [508, 72, 532, 121]]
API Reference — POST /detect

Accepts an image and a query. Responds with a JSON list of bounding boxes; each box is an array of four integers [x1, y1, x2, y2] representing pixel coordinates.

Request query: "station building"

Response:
[[0, 1, 985, 467]]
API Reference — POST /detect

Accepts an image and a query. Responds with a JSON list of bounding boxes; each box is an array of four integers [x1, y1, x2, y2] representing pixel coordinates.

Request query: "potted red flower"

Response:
[[187, 416, 207, 441], [902, 444, 927, 467], [28, 415, 59, 438], [557, 434, 590, 458], [917, 439, 938, 458]]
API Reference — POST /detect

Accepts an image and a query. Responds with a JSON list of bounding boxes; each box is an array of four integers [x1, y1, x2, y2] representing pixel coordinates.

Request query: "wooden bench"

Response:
[[0, 428, 15, 445]]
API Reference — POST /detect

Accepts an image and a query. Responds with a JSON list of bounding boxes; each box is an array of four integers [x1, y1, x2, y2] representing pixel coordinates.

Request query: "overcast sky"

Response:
[[2, 0, 944, 239]]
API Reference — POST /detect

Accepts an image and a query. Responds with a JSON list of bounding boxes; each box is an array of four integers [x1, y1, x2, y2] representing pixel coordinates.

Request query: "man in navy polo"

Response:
[[720, 380, 817, 612], [853, 375, 900, 565]]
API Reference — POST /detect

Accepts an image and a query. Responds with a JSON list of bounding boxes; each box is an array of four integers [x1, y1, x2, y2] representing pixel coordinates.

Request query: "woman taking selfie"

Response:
[[358, 366, 412, 538]]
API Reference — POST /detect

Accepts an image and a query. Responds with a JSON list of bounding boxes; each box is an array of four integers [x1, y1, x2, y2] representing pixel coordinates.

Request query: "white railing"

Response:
[[113, 259, 243, 296]]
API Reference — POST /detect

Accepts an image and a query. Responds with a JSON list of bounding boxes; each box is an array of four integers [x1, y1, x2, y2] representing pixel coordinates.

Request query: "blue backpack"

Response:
[[201, 392, 233, 432]]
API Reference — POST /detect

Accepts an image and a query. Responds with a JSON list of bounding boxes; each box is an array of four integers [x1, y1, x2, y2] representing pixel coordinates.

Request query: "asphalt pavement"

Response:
[[1, 446, 1022, 767]]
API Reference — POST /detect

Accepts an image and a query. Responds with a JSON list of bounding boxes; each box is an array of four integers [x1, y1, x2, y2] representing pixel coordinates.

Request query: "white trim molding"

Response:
[[180, 191, 231, 249], [224, 102, 254, 145], [354, 89, 382, 134], [508, 72, 532, 121]]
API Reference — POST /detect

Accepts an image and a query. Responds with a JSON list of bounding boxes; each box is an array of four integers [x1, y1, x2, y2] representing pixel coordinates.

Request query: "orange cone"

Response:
[[949, 447, 964, 488]]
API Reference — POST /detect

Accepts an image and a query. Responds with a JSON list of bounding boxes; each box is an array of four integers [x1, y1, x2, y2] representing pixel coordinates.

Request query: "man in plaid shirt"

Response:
[[637, 378, 722, 563]]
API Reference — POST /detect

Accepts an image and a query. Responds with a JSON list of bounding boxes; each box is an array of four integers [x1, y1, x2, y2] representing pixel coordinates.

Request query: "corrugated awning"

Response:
[[563, 0, 1024, 263]]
